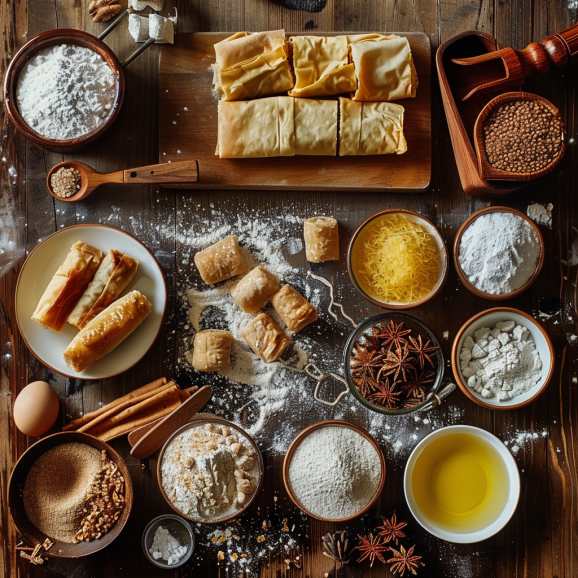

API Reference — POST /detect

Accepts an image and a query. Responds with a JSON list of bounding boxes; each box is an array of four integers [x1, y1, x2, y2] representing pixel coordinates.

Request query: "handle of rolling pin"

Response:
[[541, 22, 578, 68]]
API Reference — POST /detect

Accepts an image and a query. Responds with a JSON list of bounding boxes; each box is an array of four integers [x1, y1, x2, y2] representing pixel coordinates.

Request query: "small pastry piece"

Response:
[[295, 99, 338, 156], [194, 235, 246, 285], [339, 98, 407, 156], [288, 35, 357, 98], [232, 266, 280, 314], [241, 313, 290, 363], [304, 217, 339, 262], [63, 291, 151, 373], [270, 284, 317, 332], [348, 34, 418, 102], [67, 249, 139, 329], [32, 241, 104, 332], [192, 330, 233, 372]]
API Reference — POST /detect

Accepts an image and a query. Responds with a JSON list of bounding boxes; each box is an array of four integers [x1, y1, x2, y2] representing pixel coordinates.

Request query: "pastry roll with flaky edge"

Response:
[[63, 290, 151, 373], [67, 249, 139, 330], [232, 266, 280, 314], [288, 35, 357, 98], [339, 98, 407, 156], [348, 34, 418, 102], [194, 235, 246, 285], [32, 241, 104, 333], [304, 217, 339, 262], [212, 30, 295, 101], [241, 313, 290, 363], [295, 99, 338, 156], [271, 284, 317, 333], [192, 329, 233, 372]]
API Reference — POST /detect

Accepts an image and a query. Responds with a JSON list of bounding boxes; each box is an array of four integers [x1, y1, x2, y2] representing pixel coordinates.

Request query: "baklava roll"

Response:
[[304, 217, 339, 262], [32, 241, 104, 332], [67, 249, 139, 329], [192, 329, 233, 372], [294, 99, 338, 156], [194, 235, 246, 285], [271, 284, 317, 332], [63, 291, 151, 373], [241, 313, 290, 363], [232, 266, 280, 314]]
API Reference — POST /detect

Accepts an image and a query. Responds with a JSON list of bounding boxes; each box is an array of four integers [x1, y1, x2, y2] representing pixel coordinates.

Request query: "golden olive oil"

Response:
[[412, 433, 509, 533]]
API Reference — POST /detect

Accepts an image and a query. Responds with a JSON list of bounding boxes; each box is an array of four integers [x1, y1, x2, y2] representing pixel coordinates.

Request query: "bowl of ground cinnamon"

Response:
[[8, 431, 132, 558]]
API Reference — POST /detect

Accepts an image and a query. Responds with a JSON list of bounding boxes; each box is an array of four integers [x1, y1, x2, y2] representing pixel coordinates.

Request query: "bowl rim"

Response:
[[451, 306, 555, 410], [453, 206, 545, 300], [282, 419, 386, 522], [141, 513, 195, 569], [403, 424, 521, 543], [156, 417, 265, 524], [347, 209, 449, 310]]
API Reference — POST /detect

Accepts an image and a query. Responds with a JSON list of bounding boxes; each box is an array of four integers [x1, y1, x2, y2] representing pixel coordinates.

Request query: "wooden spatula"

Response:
[[130, 386, 212, 459]]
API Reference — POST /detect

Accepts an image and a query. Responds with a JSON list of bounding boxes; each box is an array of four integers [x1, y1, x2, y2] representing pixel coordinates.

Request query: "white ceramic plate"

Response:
[[16, 225, 166, 380]]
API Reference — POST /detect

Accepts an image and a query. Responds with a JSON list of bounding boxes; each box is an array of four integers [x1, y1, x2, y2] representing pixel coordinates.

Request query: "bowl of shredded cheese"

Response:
[[347, 210, 448, 309]]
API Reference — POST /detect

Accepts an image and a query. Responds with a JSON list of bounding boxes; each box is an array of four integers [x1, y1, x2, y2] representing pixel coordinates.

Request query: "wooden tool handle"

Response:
[[541, 22, 578, 68], [123, 160, 199, 184]]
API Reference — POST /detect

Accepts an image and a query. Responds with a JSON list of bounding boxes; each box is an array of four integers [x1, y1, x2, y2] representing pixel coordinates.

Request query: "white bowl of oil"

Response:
[[404, 425, 520, 543]]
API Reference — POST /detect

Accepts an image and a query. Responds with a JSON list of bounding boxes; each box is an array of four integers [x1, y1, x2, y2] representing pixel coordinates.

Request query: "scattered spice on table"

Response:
[[387, 544, 424, 576], [322, 531, 355, 565], [50, 166, 82, 198], [356, 534, 388, 567], [376, 512, 407, 545]]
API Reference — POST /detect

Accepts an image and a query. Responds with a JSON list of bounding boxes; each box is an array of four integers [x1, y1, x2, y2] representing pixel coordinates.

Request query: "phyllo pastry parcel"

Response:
[[212, 30, 295, 101]]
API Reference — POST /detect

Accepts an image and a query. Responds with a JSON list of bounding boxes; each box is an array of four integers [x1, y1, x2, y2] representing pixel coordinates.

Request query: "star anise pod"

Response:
[[368, 378, 400, 409], [377, 345, 414, 383], [400, 370, 436, 400], [356, 534, 389, 567], [407, 334, 438, 369], [376, 513, 407, 546], [374, 320, 411, 352], [322, 531, 354, 565], [387, 545, 424, 576], [351, 345, 385, 380]]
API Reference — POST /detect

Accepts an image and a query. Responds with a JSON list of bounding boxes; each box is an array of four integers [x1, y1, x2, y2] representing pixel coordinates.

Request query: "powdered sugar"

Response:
[[502, 428, 548, 455]]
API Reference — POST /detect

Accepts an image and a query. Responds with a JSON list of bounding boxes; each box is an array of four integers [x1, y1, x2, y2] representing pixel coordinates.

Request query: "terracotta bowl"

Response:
[[474, 92, 566, 182], [157, 418, 264, 524], [347, 209, 449, 310], [8, 431, 133, 558], [283, 420, 386, 522], [4, 29, 124, 153], [451, 307, 554, 410], [453, 206, 544, 300]]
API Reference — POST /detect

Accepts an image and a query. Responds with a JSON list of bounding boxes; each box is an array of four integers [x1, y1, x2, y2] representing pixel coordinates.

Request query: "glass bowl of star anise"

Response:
[[344, 312, 446, 415]]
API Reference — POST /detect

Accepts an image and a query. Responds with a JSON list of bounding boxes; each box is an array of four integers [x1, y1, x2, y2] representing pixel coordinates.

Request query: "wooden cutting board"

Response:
[[159, 32, 431, 192]]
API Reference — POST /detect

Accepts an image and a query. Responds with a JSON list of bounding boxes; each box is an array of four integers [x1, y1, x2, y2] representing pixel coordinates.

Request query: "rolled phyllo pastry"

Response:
[[241, 313, 290, 363], [295, 99, 338, 156], [67, 249, 139, 330], [232, 266, 280, 314], [194, 235, 246, 285], [270, 284, 317, 333], [288, 35, 357, 98], [348, 34, 418, 102], [304, 217, 339, 262], [339, 98, 407, 156], [32, 241, 104, 332], [192, 329, 233, 372], [63, 290, 151, 373], [212, 30, 294, 101]]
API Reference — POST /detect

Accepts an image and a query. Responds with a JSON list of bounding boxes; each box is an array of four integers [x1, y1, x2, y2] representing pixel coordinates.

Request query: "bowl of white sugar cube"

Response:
[[451, 307, 554, 410], [142, 514, 195, 569]]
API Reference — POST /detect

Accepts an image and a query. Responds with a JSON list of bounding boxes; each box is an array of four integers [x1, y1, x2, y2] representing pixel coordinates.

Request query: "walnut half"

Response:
[[89, 0, 122, 22]]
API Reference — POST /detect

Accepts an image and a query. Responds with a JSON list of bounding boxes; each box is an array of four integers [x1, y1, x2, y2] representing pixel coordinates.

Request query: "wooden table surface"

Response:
[[1, 1, 577, 577]]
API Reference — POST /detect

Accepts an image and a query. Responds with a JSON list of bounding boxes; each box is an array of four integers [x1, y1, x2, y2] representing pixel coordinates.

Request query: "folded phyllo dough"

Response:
[[339, 98, 407, 156], [241, 313, 290, 363], [212, 30, 295, 101], [295, 99, 338, 156], [232, 266, 280, 314], [348, 34, 418, 102], [67, 249, 139, 330], [271, 284, 317, 333], [194, 235, 246, 285], [63, 290, 151, 373], [32, 241, 104, 333], [288, 35, 357, 98], [192, 329, 233, 372], [304, 216, 339, 262]]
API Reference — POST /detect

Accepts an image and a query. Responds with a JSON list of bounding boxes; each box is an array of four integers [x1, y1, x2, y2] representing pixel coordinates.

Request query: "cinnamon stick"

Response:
[[106, 384, 180, 425]]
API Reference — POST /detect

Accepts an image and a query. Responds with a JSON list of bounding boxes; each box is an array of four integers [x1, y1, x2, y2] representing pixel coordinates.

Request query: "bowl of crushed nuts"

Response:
[[157, 418, 264, 524]]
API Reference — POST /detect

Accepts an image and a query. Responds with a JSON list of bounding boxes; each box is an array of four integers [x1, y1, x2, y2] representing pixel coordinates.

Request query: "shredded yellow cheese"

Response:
[[355, 214, 441, 304]]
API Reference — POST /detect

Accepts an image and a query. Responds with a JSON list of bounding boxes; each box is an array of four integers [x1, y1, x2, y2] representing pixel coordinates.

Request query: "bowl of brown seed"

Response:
[[474, 92, 566, 182]]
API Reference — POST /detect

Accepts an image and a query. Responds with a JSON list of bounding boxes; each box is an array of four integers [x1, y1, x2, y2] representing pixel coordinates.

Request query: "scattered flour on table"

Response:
[[527, 203, 553, 227], [502, 428, 548, 455]]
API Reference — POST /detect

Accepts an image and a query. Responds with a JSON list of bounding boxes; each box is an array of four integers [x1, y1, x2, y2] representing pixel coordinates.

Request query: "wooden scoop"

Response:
[[46, 160, 199, 202], [451, 22, 578, 101]]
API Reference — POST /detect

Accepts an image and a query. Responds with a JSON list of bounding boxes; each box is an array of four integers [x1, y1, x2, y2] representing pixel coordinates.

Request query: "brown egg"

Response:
[[13, 381, 59, 436]]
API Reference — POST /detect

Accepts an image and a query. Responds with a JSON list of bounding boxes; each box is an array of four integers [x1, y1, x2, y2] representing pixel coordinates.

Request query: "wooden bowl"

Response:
[[474, 92, 566, 181], [347, 209, 449, 310], [451, 307, 555, 410], [283, 420, 386, 522], [8, 431, 133, 557], [157, 418, 264, 524], [3, 29, 124, 153], [453, 206, 544, 300]]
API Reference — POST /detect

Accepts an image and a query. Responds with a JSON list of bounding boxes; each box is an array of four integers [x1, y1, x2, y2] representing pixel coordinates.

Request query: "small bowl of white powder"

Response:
[[142, 514, 195, 569], [454, 207, 544, 299], [283, 420, 386, 522]]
